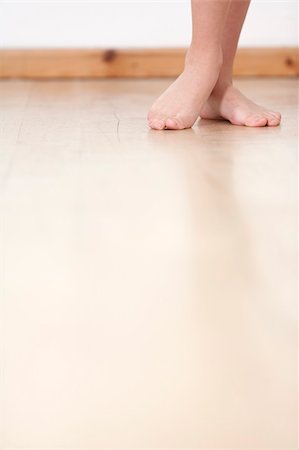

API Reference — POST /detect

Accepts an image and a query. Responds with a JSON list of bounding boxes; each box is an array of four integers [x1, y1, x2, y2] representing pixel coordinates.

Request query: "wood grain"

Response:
[[0, 47, 298, 78]]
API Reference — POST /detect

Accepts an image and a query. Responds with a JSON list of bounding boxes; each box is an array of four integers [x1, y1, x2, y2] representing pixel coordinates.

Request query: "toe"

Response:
[[244, 114, 268, 127], [267, 116, 281, 127], [165, 118, 184, 130], [269, 110, 281, 120], [149, 119, 166, 130], [265, 111, 281, 126], [270, 111, 282, 125]]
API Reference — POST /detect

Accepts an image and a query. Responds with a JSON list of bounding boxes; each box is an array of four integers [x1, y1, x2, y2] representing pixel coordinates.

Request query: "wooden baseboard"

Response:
[[0, 48, 298, 78]]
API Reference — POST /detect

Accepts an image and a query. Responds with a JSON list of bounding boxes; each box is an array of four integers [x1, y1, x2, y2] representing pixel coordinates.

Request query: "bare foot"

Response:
[[147, 49, 222, 130], [200, 83, 281, 127]]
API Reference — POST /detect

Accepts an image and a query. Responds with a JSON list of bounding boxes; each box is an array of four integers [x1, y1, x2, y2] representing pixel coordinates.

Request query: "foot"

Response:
[[200, 83, 281, 127], [147, 49, 222, 130]]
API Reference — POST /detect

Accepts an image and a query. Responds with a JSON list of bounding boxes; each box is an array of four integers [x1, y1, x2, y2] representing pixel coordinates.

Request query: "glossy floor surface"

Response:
[[0, 78, 298, 449]]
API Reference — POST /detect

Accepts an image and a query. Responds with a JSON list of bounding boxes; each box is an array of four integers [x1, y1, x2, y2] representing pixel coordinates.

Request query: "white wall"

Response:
[[0, 0, 298, 49]]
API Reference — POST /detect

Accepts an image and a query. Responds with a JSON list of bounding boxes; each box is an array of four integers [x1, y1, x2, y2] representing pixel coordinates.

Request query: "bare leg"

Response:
[[200, 0, 281, 126], [148, 0, 231, 130]]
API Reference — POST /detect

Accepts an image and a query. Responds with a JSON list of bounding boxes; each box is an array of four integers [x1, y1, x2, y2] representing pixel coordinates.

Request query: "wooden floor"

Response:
[[0, 78, 298, 449]]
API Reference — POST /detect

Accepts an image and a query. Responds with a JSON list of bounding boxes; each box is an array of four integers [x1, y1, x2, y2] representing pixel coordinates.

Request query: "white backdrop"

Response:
[[0, 0, 298, 48]]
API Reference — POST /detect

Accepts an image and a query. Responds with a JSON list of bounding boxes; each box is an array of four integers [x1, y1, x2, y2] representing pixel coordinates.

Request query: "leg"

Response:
[[200, 0, 281, 126], [148, 0, 231, 130]]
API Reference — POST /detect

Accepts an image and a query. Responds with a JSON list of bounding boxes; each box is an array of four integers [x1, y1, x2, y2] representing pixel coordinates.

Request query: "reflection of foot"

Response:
[[200, 84, 281, 127], [147, 49, 222, 130]]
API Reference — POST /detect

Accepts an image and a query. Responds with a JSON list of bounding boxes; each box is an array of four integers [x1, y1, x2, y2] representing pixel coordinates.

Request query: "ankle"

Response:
[[212, 79, 233, 96], [185, 45, 223, 70]]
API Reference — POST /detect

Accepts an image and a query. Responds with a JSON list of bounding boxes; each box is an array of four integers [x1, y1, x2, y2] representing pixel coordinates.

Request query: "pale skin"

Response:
[[148, 0, 281, 130]]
